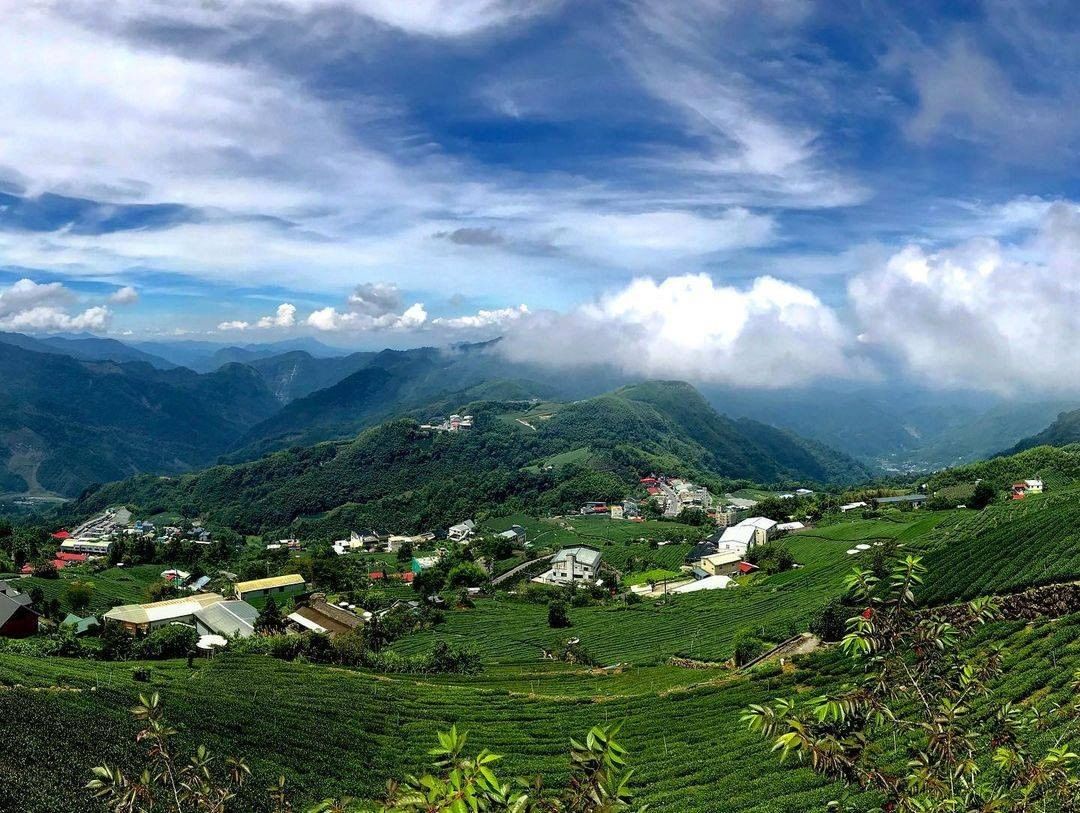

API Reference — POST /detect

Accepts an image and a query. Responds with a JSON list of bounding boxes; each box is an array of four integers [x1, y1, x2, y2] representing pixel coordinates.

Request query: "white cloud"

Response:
[[217, 320, 252, 331], [257, 303, 297, 329], [344, 0, 560, 37], [109, 285, 139, 305], [547, 209, 775, 267], [217, 302, 297, 331], [0, 279, 111, 331], [614, 1, 867, 209], [307, 302, 428, 332], [499, 273, 865, 387], [890, 34, 1080, 157], [0, 278, 71, 315], [75, 0, 559, 39], [849, 202, 1080, 393], [433, 304, 529, 329]]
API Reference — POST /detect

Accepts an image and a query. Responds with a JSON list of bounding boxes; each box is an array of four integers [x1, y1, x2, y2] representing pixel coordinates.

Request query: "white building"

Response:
[[543, 546, 602, 585], [448, 520, 476, 543], [1025, 479, 1044, 493], [718, 524, 756, 554], [60, 538, 113, 556], [105, 593, 226, 634], [776, 521, 806, 532], [840, 501, 868, 513], [735, 516, 778, 545]]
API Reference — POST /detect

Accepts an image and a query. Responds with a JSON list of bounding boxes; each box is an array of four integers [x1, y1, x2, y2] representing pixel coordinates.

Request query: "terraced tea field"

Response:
[[8, 610, 1080, 813], [393, 532, 894, 664], [919, 490, 1080, 603]]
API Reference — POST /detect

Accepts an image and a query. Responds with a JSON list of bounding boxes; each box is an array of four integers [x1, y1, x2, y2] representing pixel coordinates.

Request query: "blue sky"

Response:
[[0, 1, 1078, 392]]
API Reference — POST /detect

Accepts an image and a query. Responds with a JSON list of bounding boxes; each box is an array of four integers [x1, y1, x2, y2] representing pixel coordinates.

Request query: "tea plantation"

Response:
[[8, 609, 1080, 813], [11, 502, 1080, 812]]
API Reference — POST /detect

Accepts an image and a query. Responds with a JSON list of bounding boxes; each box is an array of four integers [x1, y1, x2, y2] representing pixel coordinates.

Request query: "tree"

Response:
[[411, 568, 444, 598], [148, 579, 182, 603], [674, 508, 710, 527], [136, 624, 198, 659], [32, 560, 59, 579], [256, 596, 285, 634], [446, 561, 487, 589], [809, 598, 848, 642], [744, 555, 1080, 811], [548, 599, 570, 629], [970, 480, 997, 509], [732, 632, 768, 666], [66, 580, 94, 612], [87, 693, 255, 812]]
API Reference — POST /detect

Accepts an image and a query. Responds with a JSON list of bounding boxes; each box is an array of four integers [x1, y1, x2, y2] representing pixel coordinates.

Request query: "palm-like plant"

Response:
[[743, 555, 1080, 811]]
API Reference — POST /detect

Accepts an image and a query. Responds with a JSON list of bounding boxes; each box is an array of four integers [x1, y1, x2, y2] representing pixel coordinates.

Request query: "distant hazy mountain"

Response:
[[0, 343, 279, 496], [1009, 408, 1080, 454], [0, 331, 176, 369], [131, 336, 350, 372], [74, 380, 868, 535], [702, 384, 1074, 470], [245, 350, 377, 403]]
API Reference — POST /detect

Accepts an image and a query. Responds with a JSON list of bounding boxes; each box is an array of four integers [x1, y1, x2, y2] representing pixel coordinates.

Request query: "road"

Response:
[[492, 553, 554, 586], [657, 482, 680, 517]]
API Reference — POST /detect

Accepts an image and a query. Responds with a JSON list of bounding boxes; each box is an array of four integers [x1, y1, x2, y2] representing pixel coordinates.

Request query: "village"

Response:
[[0, 471, 1049, 657]]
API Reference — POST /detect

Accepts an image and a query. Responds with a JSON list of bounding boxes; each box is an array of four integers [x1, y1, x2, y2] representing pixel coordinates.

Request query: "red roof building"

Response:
[[738, 561, 759, 575], [55, 551, 88, 564], [51, 530, 72, 540]]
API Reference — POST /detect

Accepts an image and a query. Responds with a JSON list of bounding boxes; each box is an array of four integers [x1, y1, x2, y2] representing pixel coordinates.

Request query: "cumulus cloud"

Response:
[[257, 303, 297, 329], [305, 282, 427, 332], [498, 273, 864, 387], [433, 304, 528, 329], [849, 202, 1080, 393], [217, 302, 297, 331], [109, 285, 139, 305], [307, 302, 428, 332], [0, 278, 110, 332], [346, 283, 406, 317]]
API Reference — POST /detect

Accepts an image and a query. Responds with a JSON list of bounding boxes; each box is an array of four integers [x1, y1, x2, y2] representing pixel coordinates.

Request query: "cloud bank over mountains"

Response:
[[114, 201, 1075, 395], [0, 2, 1077, 396]]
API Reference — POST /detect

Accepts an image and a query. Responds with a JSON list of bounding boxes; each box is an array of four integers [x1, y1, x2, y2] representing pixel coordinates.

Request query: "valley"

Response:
[[5, 332, 1080, 812]]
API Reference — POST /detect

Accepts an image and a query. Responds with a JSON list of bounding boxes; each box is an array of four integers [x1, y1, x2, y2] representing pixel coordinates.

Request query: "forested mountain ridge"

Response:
[[70, 380, 869, 536], [0, 343, 279, 496], [547, 381, 872, 484], [1009, 408, 1080, 454]]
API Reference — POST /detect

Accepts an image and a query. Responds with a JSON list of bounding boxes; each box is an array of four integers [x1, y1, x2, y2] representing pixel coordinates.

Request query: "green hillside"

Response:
[[69, 381, 868, 536], [8, 586, 1080, 812], [0, 343, 280, 496]]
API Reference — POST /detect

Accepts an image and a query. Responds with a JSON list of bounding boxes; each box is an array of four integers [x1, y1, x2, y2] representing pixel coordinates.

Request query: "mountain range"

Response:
[[1, 330, 1076, 498], [69, 380, 870, 536]]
